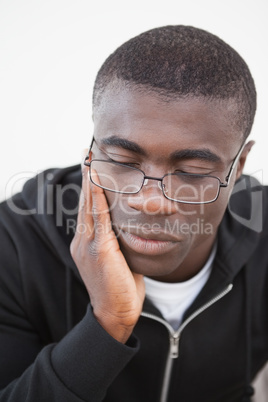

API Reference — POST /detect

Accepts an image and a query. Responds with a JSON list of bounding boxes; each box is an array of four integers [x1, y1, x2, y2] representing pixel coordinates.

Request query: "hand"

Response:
[[70, 157, 145, 344]]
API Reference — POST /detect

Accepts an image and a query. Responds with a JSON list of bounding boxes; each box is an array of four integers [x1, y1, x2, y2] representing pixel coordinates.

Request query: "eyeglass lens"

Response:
[[90, 160, 220, 203]]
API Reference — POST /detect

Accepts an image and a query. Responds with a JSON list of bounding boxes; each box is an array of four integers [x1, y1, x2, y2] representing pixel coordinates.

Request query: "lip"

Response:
[[119, 225, 181, 242], [119, 229, 180, 256]]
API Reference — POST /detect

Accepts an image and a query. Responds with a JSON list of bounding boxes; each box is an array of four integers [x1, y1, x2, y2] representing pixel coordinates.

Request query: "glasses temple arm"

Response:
[[222, 140, 247, 186], [84, 136, 95, 163]]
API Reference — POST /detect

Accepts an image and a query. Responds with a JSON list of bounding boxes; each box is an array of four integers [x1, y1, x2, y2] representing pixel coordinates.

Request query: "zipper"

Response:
[[141, 283, 233, 402]]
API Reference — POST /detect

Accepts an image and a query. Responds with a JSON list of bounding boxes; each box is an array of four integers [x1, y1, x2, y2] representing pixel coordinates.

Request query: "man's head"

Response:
[[93, 25, 256, 139], [88, 25, 257, 282]]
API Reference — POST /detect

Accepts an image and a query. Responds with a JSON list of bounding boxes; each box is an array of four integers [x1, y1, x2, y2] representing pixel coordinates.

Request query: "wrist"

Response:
[[94, 311, 136, 344]]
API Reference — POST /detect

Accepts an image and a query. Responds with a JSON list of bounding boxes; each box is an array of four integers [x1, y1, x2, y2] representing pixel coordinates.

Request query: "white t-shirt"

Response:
[[144, 243, 217, 330]]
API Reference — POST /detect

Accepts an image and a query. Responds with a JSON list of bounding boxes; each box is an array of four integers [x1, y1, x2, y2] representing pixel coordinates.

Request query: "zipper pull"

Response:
[[170, 335, 180, 359]]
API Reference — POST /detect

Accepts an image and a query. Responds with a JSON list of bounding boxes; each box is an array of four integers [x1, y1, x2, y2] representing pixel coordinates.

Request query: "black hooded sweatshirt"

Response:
[[0, 165, 268, 402]]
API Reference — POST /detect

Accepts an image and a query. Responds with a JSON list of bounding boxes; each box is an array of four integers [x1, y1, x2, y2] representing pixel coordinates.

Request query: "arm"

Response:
[[0, 301, 139, 401], [0, 161, 145, 400]]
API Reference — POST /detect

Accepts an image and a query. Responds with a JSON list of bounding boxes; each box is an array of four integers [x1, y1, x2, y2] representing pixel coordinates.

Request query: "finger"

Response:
[[90, 168, 116, 242], [76, 151, 94, 236]]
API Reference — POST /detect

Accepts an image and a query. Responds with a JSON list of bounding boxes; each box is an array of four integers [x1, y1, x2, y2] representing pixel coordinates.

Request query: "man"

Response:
[[0, 25, 266, 401]]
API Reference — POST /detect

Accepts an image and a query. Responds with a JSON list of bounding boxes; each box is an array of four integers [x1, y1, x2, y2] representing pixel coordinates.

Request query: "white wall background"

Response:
[[1, 0, 268, 201]]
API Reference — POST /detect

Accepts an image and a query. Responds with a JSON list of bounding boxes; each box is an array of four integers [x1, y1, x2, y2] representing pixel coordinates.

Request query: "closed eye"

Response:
[[175, 169, 214, 176], [96, 147, 141, 168], [107, 157, 140, 168]]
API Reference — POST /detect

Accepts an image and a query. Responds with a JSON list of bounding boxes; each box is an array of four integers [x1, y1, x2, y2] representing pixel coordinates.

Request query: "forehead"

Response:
[[93, 86, 243, 156]]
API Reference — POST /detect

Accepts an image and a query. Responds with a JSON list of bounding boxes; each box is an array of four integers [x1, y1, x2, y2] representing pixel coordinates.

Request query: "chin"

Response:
[[123, 250, 184, 278]]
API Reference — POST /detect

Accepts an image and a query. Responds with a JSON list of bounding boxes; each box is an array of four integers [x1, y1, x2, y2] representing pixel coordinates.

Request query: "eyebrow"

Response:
[[170, 148, 222, 163], [100, 135, 222, 163], [100, 136, 146, 155]]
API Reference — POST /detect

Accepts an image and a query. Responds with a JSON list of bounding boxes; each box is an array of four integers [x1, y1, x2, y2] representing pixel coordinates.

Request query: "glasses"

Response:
[[84, 138, 245, 204]]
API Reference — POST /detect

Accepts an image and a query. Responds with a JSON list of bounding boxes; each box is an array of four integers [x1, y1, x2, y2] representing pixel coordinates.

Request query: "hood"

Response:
[[217, 174, 266, 279], [21, 164, 82, 278]]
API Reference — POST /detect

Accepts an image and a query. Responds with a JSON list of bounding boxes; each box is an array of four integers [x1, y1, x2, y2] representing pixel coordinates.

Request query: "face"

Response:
[[91, 87, 251, 282]]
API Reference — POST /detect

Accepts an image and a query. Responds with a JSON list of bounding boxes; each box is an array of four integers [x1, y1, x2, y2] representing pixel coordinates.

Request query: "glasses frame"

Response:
[[84, 137, 246, 204]]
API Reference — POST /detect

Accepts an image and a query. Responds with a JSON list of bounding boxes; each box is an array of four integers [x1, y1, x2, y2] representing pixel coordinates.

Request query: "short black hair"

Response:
[[93, 25, 256, 139]]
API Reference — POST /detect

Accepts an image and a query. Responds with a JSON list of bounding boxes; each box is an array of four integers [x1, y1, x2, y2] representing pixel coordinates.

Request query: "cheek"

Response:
[[104, 191, 131, 221], [201, 190, 231, 227], [172, 196, 227, 222], [103, 191, 118, 213], [176, 189, 231, 238]]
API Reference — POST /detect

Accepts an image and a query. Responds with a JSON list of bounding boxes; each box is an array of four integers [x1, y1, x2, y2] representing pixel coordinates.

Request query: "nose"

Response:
[[127, 178, 178, 215], [143, 178, 163, 191]]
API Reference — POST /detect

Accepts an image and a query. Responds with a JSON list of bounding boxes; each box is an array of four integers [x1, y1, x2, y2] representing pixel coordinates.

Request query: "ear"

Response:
[[81, 148, 92, 171], [235, 140, 255, 180]]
